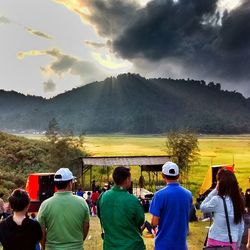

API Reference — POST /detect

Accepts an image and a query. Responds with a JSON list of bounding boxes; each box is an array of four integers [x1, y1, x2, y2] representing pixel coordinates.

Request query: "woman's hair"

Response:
[[8, 189, 30, 212], [217, 168, 245, 224]]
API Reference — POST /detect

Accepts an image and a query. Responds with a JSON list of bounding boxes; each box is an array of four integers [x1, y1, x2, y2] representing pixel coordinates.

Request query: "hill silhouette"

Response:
[[1, 73, 250, 134]]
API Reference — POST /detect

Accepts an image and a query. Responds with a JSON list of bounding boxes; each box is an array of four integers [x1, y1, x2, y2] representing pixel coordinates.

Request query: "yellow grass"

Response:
[[84, 135, 250, 192]]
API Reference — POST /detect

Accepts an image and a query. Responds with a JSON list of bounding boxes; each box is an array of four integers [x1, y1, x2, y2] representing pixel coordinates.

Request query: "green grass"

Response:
[[83, 214, 209, 250]]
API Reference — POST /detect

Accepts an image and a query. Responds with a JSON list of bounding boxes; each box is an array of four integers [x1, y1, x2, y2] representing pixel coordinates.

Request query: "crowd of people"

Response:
[[0, 162, 249, 250]]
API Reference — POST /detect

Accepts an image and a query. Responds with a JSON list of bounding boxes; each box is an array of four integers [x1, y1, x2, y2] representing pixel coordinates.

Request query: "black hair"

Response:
[[217, 168, 245, 224], [8, 189, 30, 212], [162, 174, 179, 180], [0, 193, 4, 198], [54, 180, 71, 190], [112, 167, 131, 185]]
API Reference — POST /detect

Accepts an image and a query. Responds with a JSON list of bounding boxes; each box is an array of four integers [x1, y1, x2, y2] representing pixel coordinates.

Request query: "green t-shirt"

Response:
[[97, 186, 145, 250], [37, 191, 89, 250]]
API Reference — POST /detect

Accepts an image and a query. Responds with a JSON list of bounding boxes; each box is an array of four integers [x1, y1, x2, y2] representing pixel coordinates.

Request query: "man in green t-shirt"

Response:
[[37, 168, 90, 250], [97, 166, 145, 250]]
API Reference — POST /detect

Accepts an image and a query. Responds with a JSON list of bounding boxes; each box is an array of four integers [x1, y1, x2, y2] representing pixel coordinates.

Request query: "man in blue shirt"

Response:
[[149, 161, 192, 250]]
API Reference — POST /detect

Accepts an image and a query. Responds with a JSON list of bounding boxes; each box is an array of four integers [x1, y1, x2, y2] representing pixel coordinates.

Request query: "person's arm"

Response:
[[200, 188, 218, 213], [83, 222, 89, 240], [134, 199, 145, 228], [247, 228, 250, 250], [149, 193, 162, 228], [82, 199, 90, 241], [151, 216, 159, 227], [37, 202, 47, 250], [40, 228, 47, 250]]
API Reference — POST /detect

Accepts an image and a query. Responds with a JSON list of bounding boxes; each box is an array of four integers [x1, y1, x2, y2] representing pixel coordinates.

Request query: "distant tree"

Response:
[[46, 118, 60, 141], [45, 120, 87, 175], [166, 131, 200, 184]]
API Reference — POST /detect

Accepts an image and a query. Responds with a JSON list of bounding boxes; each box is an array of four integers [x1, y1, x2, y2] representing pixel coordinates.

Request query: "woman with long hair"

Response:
[[201, 168, 245, 250], [0, 189, 42, 250]]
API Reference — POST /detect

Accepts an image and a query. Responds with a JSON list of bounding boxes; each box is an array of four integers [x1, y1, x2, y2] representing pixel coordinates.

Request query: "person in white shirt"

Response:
[[201, 168, 245, 250]]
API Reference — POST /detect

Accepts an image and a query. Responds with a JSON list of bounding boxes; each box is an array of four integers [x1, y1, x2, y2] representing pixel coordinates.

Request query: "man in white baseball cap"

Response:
[[54, 168, 76, 182], [149, 162, 192, 250], [37, 168, 90, 250]]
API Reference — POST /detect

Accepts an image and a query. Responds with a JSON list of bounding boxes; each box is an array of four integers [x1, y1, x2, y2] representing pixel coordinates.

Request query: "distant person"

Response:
[[92, 180, 96, 192], [241, 209, 250, 250], [0, 189, 42, 250], [76, 187, 84, 197], [189, 203, 198, 222], [3, 201, 12, 219], [97, 166, 145, 250], [37, 168, 90, 250], [245, 176, 250, 210], [91, 190, 100, 216], [149, 161, 192, 250], [86, 191, 92, 214], [201, 168, 245, 250], [0, 193, 4, 220]]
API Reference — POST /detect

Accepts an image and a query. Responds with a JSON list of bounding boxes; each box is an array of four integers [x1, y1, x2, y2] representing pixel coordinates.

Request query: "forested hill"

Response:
[[1, 73, 250, 134]]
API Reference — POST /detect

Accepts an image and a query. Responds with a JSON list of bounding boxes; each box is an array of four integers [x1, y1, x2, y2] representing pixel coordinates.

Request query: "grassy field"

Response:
[[15, 133, 249, 250], [83, 134, 250, 192], [82, 134, 249, 249]]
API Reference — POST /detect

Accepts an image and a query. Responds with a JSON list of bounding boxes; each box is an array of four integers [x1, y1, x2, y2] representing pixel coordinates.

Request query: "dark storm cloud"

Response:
[[112, 0, 250, 85], [79, 0, 140, 38]]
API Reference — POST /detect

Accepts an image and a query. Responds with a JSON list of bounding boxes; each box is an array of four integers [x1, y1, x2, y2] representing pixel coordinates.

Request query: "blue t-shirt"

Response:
[[149, 182, 192, 250]]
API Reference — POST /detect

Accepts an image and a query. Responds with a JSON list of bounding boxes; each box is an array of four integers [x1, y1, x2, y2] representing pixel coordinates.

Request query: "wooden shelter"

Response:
[[79, 156, 171, 189]]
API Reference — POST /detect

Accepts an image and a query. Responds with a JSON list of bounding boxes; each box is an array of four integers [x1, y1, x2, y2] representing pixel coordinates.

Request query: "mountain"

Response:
[[1, 73, 250, 134]]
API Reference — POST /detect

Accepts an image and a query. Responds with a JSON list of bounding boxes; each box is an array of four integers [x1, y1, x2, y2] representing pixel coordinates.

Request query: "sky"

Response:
[[0, 0, 249, 98]]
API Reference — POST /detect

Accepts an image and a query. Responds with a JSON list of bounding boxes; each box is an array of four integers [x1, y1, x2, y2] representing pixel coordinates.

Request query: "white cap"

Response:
[[162, 162, 179, 176], [54, 168, 75, 182]]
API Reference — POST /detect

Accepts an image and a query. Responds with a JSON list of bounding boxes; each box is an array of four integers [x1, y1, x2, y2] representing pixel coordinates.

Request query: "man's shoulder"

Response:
[[40, 195, 56, 206], [179, 185, 192, 196], [155, 184, 192, 198]]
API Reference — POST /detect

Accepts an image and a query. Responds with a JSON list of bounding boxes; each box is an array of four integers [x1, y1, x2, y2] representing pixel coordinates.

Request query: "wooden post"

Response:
[[90, 166, 92, 189], [81, 160, 84, 189], [107, 166, 109, 182]]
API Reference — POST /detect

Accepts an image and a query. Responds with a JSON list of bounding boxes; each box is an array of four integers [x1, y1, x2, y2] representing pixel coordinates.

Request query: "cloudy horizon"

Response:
[[0, 0, 249, 98]]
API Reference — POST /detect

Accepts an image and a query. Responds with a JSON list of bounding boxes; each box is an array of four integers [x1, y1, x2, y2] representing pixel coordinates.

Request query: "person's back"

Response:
[[149, 162, 192, 250], [0, 189, 42, 250], [0, 215, 41, 250], [37, 168, 89, 250], [97, 167, 145, 250], [150, 183, 192, 249]]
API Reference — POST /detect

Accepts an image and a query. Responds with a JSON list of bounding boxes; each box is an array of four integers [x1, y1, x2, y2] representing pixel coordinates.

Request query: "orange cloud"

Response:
[[54, 0, 92, 22]]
